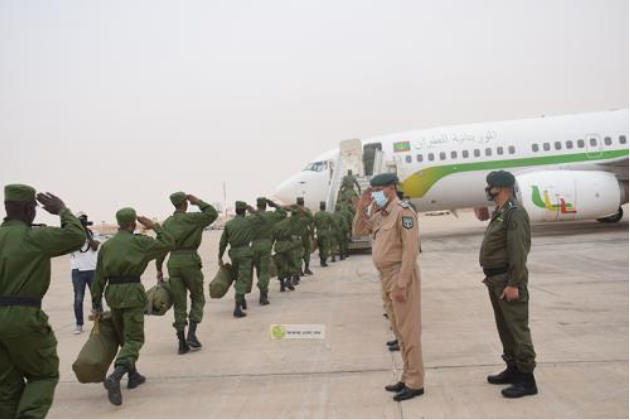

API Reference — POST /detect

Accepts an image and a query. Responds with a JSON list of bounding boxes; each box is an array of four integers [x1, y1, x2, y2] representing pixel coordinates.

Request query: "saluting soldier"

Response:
[[249, 198, 286, 305], [295, 197, 315, 276], [353, 173, 425, 401], [288, 205, 305, 286], [271, 206, 297, 292], [156, 192, 218, 355], [91, 207, 174, 406], [219, 201, 261, 318], [480, 170, 537, 398], [313, 201, 334, 267], [0, 185, 85, 418]]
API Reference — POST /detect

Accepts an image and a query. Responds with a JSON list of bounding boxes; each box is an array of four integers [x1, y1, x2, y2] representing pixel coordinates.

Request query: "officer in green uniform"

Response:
[[156, 192, 218, 355], [271, 207, 297, 292], [333, 204, 349, 260], [295, 197, 315, 276], [92, 208, 174, 406], [313, 201, 334, 267], [339, 170, 361, 204], [479, 170, 537, 399], [219, 201, 261, 318], [249, 198, 286, 305], [0, 185, 85, 419]]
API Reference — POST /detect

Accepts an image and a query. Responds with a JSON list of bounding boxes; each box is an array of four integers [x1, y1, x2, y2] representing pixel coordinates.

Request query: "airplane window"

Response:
[[405, 155, 412, 163], [566, 140, 573, 149], [577, 139, 585, 148], [604, 137, 612, 146], [554, 141, 562, 150], [497, 147, 504, 155], [589, 138, 598, 147], [302, 161, 327, 172], [428, 153, 435, 161], [543, 143, 551, 151], [485, 148, 492, 156], [508, 146, 515, 154], [439, 152, 446, 160], [462, 150, 469, 158], [416, 154, 423, 162], [451, 151, 457, 159], [532, 144, 539, 152], [620, 135, 627, 144], [474, 149, 480, 157]]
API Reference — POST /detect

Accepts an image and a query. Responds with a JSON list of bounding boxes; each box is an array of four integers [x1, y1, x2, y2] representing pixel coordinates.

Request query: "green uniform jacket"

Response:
[[295, 209, 314, 238], [156, 200, 218, 270], [250, 209, 287, 242], [219, 214, 264, 259], [314, 210, 335, 237], [333, 211, 349, 234], [479, 199, 531, 287], [92, 227, 174, 310], [0, 209, 85, 338]]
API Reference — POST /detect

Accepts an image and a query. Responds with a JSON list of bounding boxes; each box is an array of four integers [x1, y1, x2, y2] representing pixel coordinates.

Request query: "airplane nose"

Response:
[[273, 175, 299, 206]]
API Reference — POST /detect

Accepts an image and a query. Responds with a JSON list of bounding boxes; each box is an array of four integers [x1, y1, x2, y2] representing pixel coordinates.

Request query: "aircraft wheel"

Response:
[[597, 207, 624, 223]]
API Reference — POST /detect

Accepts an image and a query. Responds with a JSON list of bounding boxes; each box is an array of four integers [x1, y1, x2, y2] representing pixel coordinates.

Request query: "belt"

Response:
[[377, 262, 402, 276], [0, 296, 42, 308], [231, 244, 251, 249], [483, 266, 509, 277], [108, 276, 141, 285], [171, 249, 198, 255]]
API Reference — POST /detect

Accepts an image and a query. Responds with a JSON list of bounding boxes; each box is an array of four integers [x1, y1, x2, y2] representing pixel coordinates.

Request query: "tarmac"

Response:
[[46, 209, 628, 419]]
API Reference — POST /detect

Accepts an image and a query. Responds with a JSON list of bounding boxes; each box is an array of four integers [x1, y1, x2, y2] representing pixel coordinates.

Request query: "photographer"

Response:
[[69, 211, 101, 334]]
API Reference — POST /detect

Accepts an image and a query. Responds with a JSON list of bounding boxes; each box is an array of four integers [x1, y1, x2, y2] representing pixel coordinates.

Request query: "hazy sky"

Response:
[[1, 0, 628, 224]]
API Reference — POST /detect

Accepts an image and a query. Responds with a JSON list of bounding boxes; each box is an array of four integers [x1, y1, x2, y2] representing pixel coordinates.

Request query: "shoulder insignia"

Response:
[[401, 216, 414, 230], [398, 201, 411, 209]]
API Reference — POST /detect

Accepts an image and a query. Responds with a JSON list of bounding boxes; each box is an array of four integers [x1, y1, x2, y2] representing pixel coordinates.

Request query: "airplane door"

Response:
[[585, 134, 603, 159], [339, 139, 363, 175]]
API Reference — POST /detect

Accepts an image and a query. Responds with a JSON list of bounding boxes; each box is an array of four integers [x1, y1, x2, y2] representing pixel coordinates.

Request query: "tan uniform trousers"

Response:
[[379, 263, 424, 390]]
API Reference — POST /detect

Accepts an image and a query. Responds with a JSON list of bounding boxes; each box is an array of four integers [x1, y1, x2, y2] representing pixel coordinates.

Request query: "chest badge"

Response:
[[402, 216, 414, 230]]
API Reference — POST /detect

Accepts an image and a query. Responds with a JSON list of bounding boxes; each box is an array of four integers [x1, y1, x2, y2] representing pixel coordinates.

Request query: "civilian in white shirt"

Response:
[[70, 212, 101, 334]]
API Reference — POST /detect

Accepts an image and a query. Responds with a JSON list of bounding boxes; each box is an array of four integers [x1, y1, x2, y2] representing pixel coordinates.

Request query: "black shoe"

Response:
[[385, 381, 405, 393], [501, 372, 538, 398], [259, 291, 270, 306], [292, 275, 300, 286], [242, 298, 248, 310], [383, 313, 389, 319], [304, 265, 313, 275], [127, 368, 146, 390], [388, 342, 400, 352], [487, 363, 518, 385], [286, 278, 295, 291], [103, 365, 127, 406], [393, 386, 424, 401], [279, 278, 286, 292], [187, 322, 202, 350], [233, 302, 247, 318], [320, 258, 328, 267], [386, 339, 398, 347], [177, 330, 190, 355]]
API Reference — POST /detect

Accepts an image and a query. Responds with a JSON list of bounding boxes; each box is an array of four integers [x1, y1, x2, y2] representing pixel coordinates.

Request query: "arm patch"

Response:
[[402, 216, 414, 230]]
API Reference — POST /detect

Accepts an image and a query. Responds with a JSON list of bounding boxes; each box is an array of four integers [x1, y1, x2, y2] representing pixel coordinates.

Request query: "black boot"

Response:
[[304, 263, 313, 275], [386, 339, 398, 347], [177, 330, 190, 355], [127, 367, 146, 390], [279, 278, 286, 292], [320, 257, 328, 267], [286, 278, 295, 291], [487, 363, 518, 385], [501, 372, 538, 398], [259, 291, 270, 305], [233, 301, 247, 318], [242, 298, 248, 310], [103, 365, 127, 406], [187, 322, 202, 350], [292, 275, 300, 286]]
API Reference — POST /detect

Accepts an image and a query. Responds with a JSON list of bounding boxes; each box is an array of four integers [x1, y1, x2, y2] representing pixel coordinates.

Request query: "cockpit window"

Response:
[[302, 161, 328, 172]]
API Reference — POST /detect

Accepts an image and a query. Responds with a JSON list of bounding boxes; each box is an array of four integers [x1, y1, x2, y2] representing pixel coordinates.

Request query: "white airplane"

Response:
[[274, 109, 629, 223]]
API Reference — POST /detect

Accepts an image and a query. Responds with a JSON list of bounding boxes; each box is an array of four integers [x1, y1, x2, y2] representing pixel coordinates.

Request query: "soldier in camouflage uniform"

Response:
[[295, 197, 315, 276], [271, 206, 298, 292], [313, 201, 335, 267], [480, 170, 537, 399]]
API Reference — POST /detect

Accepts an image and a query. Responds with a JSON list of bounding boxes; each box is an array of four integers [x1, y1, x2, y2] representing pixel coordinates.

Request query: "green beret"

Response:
[[370, 173, 399, 187], [486, 170, 516, 188], [4, 184, 36, 202], [235, 201, 248, 211], [296, 197, 304, 205], [170, 192, 187, 206], [256, 197, 267, 207], [116, 207, 137, 226]]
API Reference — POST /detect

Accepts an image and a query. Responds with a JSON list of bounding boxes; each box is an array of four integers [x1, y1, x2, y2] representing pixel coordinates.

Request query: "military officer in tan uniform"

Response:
[[353, 173, 424, 401]]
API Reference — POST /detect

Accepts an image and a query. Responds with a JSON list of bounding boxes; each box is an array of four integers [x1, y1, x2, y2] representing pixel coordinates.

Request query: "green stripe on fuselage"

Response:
[[401, 149, 629, 198]]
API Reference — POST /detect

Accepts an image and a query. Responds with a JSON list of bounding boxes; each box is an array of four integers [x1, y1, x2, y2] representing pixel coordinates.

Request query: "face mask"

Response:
[[371, 190, 389, 208], [485, 186, 499, 202]]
